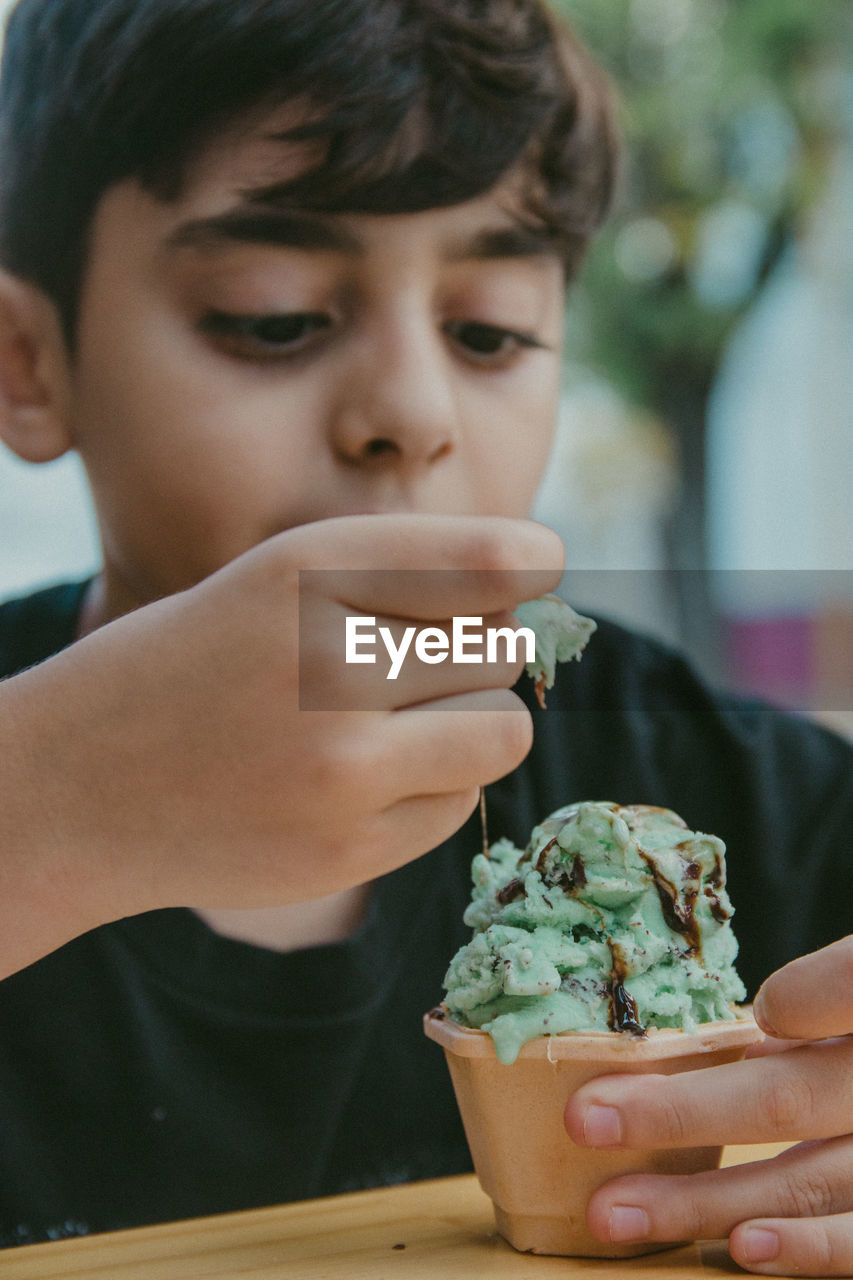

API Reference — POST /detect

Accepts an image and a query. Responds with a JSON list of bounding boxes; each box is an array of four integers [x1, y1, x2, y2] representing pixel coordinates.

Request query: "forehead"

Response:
[[137, 103, 563, 266]]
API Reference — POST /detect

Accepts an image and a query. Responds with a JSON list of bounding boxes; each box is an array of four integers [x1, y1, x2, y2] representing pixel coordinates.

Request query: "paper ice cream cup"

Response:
[[424, 1007, 762, 1258]]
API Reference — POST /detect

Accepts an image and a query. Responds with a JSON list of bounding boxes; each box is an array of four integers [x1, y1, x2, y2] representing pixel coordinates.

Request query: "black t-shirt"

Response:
[[0, 581, 851, 1247]]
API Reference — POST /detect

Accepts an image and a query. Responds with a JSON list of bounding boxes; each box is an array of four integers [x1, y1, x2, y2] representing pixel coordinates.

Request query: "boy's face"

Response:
[[66, 114, 566, 620]]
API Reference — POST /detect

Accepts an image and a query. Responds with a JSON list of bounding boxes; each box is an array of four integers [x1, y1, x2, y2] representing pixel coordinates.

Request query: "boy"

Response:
[[0, 1, 851, 1271]]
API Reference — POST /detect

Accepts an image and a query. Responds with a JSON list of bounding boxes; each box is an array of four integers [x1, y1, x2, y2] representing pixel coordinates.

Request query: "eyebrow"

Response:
[[164, 206, 559, 262], [447, 224, 560, 263], [165, 208, 363, 255]]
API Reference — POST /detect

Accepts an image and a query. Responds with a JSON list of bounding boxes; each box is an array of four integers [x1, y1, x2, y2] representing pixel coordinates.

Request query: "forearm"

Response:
[[0, 658, 120, 978]]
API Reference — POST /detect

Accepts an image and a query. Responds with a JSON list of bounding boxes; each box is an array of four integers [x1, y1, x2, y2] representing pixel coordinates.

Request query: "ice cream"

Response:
[[515, 594, 596, 707], [425, 801, 757, 1257], [442, 801, 747, 1064]]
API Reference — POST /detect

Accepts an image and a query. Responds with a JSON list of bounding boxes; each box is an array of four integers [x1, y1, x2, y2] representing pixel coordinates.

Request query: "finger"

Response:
[[296, 690, 531, 874], [731, 1210, 853, 1276], [565, 1039, 853, 1149], [355, 786, 484, 883], [329, 691, 533, 814], [755, 937, 853, 1041], [386, 689, 534, 793], [298, 782, 484, 892], [294, 514, 564, 617], [585, 1135, 853, 1253]]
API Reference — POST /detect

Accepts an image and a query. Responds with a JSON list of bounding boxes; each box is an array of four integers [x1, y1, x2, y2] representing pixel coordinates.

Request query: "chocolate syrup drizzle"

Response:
[[638, 840, 733, 956], [705, 888, 731, 923], [607, 942, 645, 1035], [638, 845, 700, 955], [504, 819, 647, 1035], [533, 836, 558, 873], [492, 806, 731, 1038], [610, 980, 645, 1035]]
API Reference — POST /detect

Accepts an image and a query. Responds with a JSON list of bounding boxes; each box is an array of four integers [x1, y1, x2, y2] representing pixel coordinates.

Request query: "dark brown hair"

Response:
[[0, 0, 618, 343]]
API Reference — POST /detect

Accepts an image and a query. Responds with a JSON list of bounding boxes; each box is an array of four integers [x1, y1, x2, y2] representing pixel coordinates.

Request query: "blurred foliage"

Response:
[[553, 0, 851, 412]]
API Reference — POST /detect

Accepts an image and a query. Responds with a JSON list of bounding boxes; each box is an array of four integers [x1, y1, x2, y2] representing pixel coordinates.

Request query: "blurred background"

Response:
[[536, 0, 853, 734], [0, 0, 851, 731]]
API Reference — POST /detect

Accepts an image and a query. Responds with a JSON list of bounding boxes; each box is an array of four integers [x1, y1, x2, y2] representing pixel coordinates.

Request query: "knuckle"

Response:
[[778, 1168, 836, 1219], [672, 1179, 710, 1240], [653, 1092, 689, 1145], [469, 526, 520, 576], [302, 747, 342, 801], [764, 1071, 814, 1135], [306, 727, 380, 799]]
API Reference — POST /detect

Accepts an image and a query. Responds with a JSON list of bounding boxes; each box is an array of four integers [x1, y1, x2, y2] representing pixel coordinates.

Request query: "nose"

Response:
[[329, 317, 459, 474]]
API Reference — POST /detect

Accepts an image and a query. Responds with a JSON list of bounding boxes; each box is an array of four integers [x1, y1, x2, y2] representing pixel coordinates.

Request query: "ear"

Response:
[[0, 270, 74, 464]]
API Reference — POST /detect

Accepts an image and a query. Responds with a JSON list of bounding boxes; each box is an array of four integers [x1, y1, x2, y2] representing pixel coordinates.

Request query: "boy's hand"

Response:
[[0, 514, 562, 972], [564, 937, 853, 1276]]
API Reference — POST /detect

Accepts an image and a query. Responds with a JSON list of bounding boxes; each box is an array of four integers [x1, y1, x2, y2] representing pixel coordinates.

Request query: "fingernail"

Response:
[[740, 1227, 780, 1263], [582, 1104, 623, 1146], [608, 1205, 650, 1243]]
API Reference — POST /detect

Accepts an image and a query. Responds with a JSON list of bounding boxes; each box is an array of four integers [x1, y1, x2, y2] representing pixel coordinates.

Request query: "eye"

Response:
[[198, 310, 332, 360], [444, 320, 546, 366]]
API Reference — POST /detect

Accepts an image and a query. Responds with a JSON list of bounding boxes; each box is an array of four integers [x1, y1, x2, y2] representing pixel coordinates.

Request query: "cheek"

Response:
[[470, 368, 560, 513], [73, 316, 251, 479], [70, 336, 330, 571]]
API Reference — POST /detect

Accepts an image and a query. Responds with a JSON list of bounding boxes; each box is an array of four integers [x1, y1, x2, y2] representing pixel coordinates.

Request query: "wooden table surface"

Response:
[[2, 1144, 795, 1280]]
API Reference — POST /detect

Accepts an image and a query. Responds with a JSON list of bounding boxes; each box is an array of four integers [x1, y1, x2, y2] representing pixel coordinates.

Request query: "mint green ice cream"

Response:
[[515, 595, 596, 708], [443, 801, 747, 1064]]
